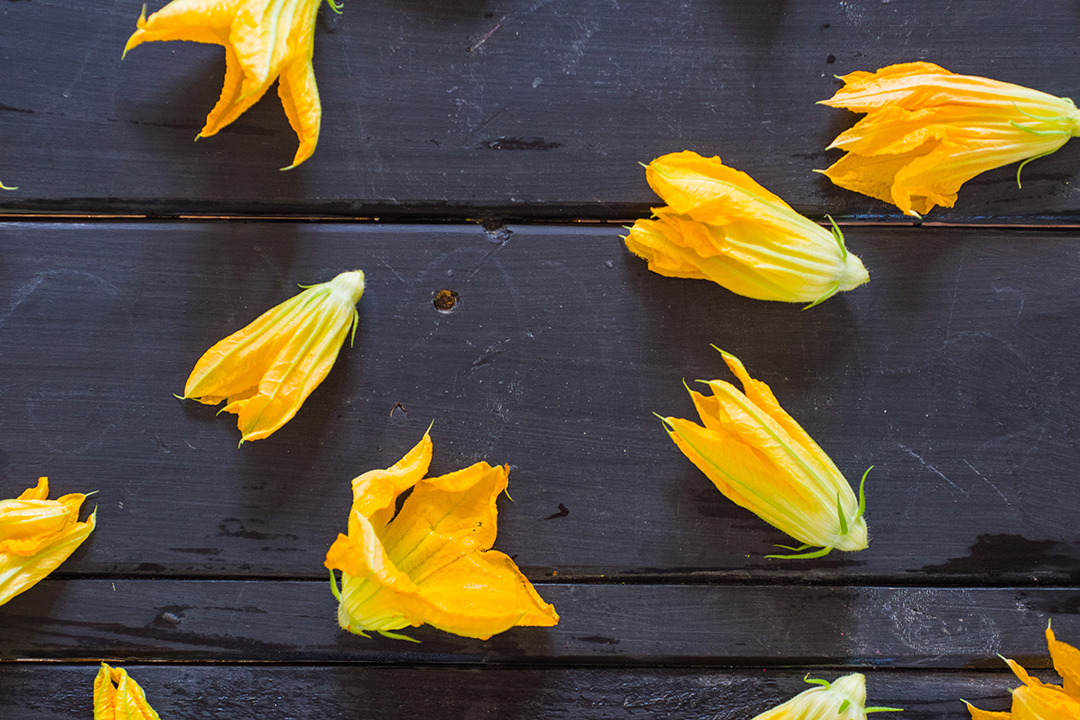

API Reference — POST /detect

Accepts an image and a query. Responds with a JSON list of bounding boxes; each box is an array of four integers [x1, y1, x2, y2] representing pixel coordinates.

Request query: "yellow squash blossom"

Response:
[[661, 349, 870, 559], [182, 269, 365, 443], [753, 674, 902, 720], [624, 150, 869, 308], [966, 624, 1080, 720], [324, 431, 559, 640], [820, 62, 1080, 216], [94, 663, 162, 720], [0, 477, 96, 607], [124, 0, 341, 168]]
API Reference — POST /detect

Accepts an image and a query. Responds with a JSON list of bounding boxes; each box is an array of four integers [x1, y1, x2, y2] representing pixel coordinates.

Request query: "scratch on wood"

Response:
[[898, 443, 968, 496], [962, 459, 1009, 504]]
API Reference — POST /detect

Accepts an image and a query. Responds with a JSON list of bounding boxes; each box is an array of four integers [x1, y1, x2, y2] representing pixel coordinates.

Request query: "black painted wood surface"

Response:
[[0, 224, 1077, 584], [4, 0, 1080, 221], [4, 0, 1080, 716], [0, 667, 1016, 720]]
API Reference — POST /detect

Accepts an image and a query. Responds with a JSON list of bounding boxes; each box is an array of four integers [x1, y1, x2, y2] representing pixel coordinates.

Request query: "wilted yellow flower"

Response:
[[124, 0, 340, 168], [966, 624, 1080, 720], [753, 674, 902, 720], [324, 431, 560, 640], [820, 62, 1080, 216], [182, 270, 365, 443], [94, 663, 162, 720], [624, 150, 869, 308], [0, 477, 96, 606], [661, 349, 869, 559]]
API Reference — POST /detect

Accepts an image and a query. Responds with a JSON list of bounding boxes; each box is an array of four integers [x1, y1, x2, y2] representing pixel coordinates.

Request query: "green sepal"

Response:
[[803, 281, 840, 310], [865, 708, 905, 713], [765, 545, 833, 560], [328, 569, 342, 602], [378, 630, 421, 643]]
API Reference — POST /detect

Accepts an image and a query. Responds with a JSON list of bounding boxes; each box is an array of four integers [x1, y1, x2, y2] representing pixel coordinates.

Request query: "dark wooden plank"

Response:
[[0, 222, 1079, 583], [0, 665, 1015, 720], [1, 580, 1077, 666], [4, 1, 1080, 220]]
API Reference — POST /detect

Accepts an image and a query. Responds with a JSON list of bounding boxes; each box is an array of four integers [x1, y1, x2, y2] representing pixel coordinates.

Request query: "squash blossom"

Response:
[[0, 477, 96, 607], [324, 430, 560, 641], [661, 349, 870, 559], [752, 674, 902, 720], [124, 0, 342, 169], [966, 623, 1080, 720], [94, 663, 162, 720], [181, 270, 364, 443], [624, 150, 869, 308], [820, 62, 1080, 217]]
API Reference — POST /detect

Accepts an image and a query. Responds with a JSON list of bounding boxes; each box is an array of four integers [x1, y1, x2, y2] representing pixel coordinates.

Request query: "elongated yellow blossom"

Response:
[[753, 674, 902, 720], [624, 150, 869, 307], [821, 62, 1080, 216], [324, 431, 559, 641], [661, 349, 869, 559], [966, 624, 1080, 720], [182, 270, 365, 443], [0, 477, 96, 606], [124, 0, 340, 168], [94, 663, 162, 720]]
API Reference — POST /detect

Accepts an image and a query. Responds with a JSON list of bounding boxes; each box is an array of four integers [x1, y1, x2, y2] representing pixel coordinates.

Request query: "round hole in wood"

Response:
[[433, 289, 459, 314]]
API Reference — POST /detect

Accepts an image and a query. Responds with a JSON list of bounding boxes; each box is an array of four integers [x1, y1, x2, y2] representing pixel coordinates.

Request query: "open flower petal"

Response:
[[966, 625, 1080, 720], [325, 432, 559, 640], [662, 350, 869, 557], [94, 663, 162, 720], [821, 62, 1080, 216], [0, 477, 96, 607], [625, 151, 869, 305], [124, 0, 331, 168], [182, 270, 364, 443]]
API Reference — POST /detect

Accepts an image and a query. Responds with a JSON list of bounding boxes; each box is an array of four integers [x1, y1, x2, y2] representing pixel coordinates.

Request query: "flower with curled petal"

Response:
[[966, 623, 1080, 720], [124, 0, 341, 168], [94, 663, 162, 720], [624, 150, 869, 308], [0, 477, 96, 607], [820, 62, 1080, 216], [324, 430, 559, 640], [181, 270, 365, 443], [752, 674, 901, 720], [660, 349, 870, 559]]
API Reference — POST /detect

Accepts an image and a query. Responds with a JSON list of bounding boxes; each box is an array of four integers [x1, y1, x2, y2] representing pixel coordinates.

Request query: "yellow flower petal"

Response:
[[1011, 684, 1080, 720], [325, 432, 559, 640], [94, 663, 162, 720], [625, 151, 869, 305], [124, 0, 329, 168], [821, 62, 1080, 215], [965, 702, 1011, 720], [182, 270, 364, 443], [0, 478, 96, 606], [1046, 624, 1080, 700], [662, 351, 868, 557]]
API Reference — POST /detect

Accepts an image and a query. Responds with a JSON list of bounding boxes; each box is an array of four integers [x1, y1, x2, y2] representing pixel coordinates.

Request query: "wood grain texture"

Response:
[[0, 665, 1017, 720], [3, 580, 1078, 666], [0, 222, 1078, 584], [4, 0, 1080, 221]]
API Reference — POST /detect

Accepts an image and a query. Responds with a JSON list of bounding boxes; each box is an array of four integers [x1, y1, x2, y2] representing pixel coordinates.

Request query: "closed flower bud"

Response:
[[182, 270, 365, 443], [625, 150, 869, 307], [661, 349, 870, 559], [754, 674, 902, 720], [0, 477, 96, 606], [94, 663, 162, 720]]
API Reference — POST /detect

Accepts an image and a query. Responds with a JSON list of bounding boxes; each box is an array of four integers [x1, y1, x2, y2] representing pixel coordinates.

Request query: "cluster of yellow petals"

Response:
[[182, 270, 365, 443], [752, 674, 900, 720], [324, 431, 559, 640], [94, 663, 162, 720], [124, 0, 336, 168], [661, 349, 868, 559], [967, 625, 1080, 720], [821, 62, 1080, 216], [624, 150, 869, 306], [0, 477, 96, 607]]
